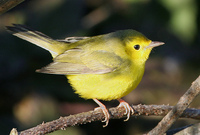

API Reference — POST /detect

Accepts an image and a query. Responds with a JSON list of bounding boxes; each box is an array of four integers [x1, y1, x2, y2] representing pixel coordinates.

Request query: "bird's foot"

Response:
[[117, 99, 134, 121], [93, 99, 110, 127]]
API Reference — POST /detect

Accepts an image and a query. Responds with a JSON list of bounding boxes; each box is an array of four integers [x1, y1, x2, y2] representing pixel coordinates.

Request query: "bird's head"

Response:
[[123, 30, 164, 64]]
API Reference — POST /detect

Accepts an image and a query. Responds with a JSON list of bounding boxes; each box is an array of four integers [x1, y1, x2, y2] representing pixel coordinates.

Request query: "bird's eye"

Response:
[[134, 45, 140, 50]]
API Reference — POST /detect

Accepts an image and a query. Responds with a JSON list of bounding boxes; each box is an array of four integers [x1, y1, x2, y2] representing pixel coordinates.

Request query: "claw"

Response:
[[117, 99, 134, 121], [93, 99, 110, 127]]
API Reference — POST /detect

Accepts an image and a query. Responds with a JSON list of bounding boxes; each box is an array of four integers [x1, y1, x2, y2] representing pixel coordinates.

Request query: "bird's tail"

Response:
[[6, 24, 67, 58]]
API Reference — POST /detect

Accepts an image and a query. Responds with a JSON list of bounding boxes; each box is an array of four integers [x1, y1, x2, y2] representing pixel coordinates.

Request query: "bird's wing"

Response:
[[36, 48, 124, 75]]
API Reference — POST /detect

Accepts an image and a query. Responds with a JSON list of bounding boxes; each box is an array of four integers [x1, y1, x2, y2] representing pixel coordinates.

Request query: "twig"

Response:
[[0, 0, 24, 15], [166, 124, 193, 135], [9, 76, 200, 135], [15, 104, 200, 135], [173, 123, 200, 135], [147, 75, 200, 135]]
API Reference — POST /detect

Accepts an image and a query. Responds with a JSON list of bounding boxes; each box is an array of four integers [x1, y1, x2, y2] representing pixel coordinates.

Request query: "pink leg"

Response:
[[93, 98, 110, 127], [117, 99, 134, 121]]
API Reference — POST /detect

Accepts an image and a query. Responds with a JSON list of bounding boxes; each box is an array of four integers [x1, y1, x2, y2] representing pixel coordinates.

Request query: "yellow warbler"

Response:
[[7, 24, 164, 127]]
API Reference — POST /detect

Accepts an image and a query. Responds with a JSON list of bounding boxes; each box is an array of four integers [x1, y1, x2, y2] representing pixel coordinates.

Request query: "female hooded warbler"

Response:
[[7, 24, 164, 127]]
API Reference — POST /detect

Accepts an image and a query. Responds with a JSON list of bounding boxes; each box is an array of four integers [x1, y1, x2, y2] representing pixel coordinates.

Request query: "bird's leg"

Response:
[[117, 99, 134, 121], [93, 98, 110, 127]]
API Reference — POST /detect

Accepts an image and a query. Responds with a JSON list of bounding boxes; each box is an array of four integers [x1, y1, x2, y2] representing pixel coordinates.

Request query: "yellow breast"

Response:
[[67, 63, 145, 101]]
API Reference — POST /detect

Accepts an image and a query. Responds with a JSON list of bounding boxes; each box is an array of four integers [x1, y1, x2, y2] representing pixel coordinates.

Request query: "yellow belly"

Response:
[[67, 64, 145, 101]]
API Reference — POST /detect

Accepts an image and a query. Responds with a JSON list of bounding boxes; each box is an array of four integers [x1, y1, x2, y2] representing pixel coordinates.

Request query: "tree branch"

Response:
[[0, 0, 24, 15], [173, 123, 200, 135], [147, 75, 200, 135], [11, 104, 199, 135], [10, 75, 200, 135]]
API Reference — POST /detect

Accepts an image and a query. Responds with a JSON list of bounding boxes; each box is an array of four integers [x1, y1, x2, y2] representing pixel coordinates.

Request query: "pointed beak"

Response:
[[145, 41, 165, 49]]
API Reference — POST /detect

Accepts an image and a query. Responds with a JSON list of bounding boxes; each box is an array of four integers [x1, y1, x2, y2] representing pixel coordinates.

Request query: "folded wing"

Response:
[[36, 48, 124, 75]]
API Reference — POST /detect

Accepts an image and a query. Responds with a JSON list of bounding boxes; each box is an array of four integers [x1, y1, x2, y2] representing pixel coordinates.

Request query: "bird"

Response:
[[6, 24, 164, 127]]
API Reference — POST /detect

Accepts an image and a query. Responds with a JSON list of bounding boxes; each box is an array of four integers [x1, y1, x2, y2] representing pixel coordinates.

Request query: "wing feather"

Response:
[[37, 49, 124, 75]]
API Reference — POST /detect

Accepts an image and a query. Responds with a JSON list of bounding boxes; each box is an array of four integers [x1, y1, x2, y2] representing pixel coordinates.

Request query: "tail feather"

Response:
[[6, 24, 65, 58]]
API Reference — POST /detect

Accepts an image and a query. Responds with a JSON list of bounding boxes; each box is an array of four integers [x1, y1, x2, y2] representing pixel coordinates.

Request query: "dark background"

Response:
[[0, 0, 200, 134]]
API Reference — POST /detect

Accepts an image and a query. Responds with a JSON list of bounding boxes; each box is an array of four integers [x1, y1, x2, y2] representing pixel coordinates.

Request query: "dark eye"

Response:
[[134, 45, 140, 50]]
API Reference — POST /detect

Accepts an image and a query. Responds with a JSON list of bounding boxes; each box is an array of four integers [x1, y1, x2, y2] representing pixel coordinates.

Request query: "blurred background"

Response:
[[0, 0, 200, 134]]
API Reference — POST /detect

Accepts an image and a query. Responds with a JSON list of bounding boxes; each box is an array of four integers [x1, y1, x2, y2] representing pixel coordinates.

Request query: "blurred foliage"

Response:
[[0, 0, 200, 134]]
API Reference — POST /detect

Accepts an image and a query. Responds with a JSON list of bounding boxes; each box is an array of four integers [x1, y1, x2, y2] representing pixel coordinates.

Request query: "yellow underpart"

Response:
[[67, 62, 145, 101]]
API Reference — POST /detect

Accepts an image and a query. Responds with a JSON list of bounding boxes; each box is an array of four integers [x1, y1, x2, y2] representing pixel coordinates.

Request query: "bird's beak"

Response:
[[145, 41, 165, 49]]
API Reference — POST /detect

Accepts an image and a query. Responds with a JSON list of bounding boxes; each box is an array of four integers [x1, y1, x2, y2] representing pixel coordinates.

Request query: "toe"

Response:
[[118, 99, 134, 121], [93, 99, 110, 127]]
